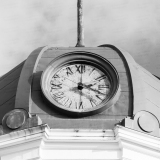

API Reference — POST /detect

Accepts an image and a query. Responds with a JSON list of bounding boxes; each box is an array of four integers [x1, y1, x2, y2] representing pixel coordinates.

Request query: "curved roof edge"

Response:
[[99, 44, 160, 137]]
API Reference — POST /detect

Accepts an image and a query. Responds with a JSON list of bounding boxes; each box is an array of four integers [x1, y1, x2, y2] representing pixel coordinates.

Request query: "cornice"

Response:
[[0, 125, 159, 159], [115, 125, 160, 158], [0, 124, 48, 148]]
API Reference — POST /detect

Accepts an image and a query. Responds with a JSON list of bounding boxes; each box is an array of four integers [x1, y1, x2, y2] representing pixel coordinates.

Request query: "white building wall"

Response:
[[0, 125, 159, 160]]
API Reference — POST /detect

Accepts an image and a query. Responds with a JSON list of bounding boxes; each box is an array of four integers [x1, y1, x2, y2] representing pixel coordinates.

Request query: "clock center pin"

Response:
[[78, 82, 83, 90]]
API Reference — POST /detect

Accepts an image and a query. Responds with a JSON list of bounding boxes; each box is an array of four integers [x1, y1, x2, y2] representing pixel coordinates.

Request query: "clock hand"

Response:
[[79, 90, 82, 109], [84, 83, 96, 88], [83, 80, 100, 87], [82, 84, 106, 96], [84, 76, 109, 87], [69, 88, 98, 107], [80, 64, 82, 83], [50, 81, 79, 93], [67, 78, 105, 96], [51, 79, 105, 96]]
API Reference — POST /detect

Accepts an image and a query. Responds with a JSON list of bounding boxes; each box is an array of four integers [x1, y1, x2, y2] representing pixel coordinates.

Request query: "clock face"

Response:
[[41, 52, 120, 117], [50, 64, 111, 111]]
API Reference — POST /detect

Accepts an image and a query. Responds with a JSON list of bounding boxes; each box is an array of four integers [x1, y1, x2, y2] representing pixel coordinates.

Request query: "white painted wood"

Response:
[[1, 148, 39, 160], [0, 125, 159, 160], [117, 48, 160, 124]]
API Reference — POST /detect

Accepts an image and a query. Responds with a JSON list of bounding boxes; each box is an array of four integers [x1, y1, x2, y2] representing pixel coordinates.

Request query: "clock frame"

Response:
[[41, 52, 120, 117]]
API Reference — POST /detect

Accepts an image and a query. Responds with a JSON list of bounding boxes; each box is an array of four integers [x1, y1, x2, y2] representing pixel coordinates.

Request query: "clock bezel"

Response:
[[41, 52, 120, 117]]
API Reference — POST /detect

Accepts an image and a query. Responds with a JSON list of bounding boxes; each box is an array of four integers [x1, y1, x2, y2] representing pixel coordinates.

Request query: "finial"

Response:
[[76, 0, 85, 47]]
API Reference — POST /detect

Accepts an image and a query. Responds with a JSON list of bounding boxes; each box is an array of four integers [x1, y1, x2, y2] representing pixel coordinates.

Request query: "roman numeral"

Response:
[[95, 75, 106, 81], [96, 95, 103, 100], [52, 92, 65, 100], [90, 99, 96, 107], [66, 67, 73, 76], [63, 98, 69, 105], [79, 101, 84, 109], [53, 74, 60, 79], [75, 65, 85, 73], [63, 99, 72, 108], [68, 101, 72, 108], [89, 68, 95, 75], [51, 83, 62, 89], [98, 84, 109, 90]]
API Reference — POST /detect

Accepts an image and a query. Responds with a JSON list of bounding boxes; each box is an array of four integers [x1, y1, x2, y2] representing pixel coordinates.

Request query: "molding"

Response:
[[115, 125, 160, 150], [0, 125, 159, 159], [44, 128, 116, 142], [0, 124, 48, 148], [115, 125, 160, 159]]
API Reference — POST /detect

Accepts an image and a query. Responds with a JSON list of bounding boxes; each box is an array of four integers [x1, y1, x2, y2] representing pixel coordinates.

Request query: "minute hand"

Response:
[[82, 84, 105, 95]]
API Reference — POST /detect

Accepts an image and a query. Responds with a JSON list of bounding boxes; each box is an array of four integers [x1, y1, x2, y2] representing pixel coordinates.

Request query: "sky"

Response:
[[0, 0, 160, 76]]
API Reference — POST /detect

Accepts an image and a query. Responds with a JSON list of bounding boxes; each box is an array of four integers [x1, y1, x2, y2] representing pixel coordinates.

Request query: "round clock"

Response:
[[41, 52, 120, 117]]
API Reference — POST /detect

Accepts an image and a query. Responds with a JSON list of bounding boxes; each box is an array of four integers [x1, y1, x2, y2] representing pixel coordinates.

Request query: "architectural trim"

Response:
[[0, 125, 159, 159]]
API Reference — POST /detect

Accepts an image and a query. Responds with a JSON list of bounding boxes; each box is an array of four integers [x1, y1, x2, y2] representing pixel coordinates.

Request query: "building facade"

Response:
[[0, 45, 159, 159]]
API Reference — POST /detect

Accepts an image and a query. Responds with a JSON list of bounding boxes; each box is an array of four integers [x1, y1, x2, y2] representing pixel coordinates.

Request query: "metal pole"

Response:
[[76, 0, 85, 47]]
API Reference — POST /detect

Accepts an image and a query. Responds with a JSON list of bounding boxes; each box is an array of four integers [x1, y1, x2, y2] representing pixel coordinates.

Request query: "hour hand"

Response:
[[82, 84, 106, 96], [82, 81, 97, 89], [83, 80, 98, 88]]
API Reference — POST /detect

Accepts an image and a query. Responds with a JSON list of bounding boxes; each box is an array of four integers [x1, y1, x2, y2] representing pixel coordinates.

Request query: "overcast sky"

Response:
[[0, 0, 160, 76]]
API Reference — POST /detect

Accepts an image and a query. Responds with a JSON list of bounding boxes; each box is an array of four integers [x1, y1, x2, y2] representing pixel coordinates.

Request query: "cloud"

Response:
[[0, 0, 160, 76]]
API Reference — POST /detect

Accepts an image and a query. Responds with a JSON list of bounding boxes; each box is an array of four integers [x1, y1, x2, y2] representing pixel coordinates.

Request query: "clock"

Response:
[[41, 52, 120, 117]]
